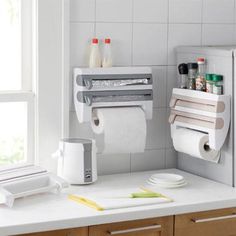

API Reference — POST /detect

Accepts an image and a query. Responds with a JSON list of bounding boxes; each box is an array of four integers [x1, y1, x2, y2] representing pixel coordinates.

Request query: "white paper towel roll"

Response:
[[172, 128, 220, 163], [91, 107, 146, 154]]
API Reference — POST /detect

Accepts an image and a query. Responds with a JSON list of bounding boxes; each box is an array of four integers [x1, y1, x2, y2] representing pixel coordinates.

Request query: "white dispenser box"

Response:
[[174, 46, 234, 186], [73, 67, 153, 154], [169, 88, 230, 151]]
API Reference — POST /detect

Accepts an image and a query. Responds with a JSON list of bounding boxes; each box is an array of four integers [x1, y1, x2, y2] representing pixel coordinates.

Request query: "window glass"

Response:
[[0, 0, 21, 90], [0, 102, 27, 165]]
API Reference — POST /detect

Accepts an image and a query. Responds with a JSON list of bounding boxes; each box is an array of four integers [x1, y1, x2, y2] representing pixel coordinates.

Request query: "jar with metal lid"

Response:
[[212, 74, 223, 95], [187, 63, 198, 90], [196, 58, 206, 91], [206, 74, 213, 93], [178, 63, 188, 89]]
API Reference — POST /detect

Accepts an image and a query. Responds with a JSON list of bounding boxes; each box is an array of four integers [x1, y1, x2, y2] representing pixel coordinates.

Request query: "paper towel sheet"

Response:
[[172, 128, 220, 163], [91, 107, 146, 154]]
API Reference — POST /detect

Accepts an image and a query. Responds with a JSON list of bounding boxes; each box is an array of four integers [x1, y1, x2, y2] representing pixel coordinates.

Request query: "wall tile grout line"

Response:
[[131, 0, 134, 66], [201, 0, 203, 45], [130, 0, 133, 175], [70, 21, 236, 25], [165, 0, 170, 169], [94, 0, 97, 36]]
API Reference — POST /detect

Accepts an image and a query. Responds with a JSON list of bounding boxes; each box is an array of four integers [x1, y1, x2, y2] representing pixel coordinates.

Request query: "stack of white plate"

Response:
[[147, 173, 187, 188]]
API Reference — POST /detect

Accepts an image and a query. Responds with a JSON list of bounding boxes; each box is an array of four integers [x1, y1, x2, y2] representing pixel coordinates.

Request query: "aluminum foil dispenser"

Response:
[[73, 67, 153, 123]]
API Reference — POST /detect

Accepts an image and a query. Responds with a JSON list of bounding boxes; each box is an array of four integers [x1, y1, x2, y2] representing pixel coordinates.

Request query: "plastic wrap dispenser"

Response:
[[73, 67, 153, 123], [169, 88, 230, 151]]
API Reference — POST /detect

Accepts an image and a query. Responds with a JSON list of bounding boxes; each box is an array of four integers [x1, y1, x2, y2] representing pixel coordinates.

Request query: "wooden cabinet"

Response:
[[89, 217, 174, 236], [18, 227, 88, 236], [175, 207, 236, 236], [18, 217, 173, 236], [17, 207, 236, 236]]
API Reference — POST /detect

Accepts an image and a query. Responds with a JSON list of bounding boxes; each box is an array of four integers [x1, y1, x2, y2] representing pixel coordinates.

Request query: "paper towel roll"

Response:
[[91, 107, 146, 154], [172, 128, 220, 163]]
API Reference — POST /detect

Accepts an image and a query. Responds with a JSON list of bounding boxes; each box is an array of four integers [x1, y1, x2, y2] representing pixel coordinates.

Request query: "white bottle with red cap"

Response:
[[89, 38, 102, 68], [102, 38, 113, 67]]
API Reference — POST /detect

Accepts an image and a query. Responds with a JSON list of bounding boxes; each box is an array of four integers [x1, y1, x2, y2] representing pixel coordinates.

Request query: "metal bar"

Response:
[[108, 224, 162, 235], [76, 74, 152, 87], [77, 90, 153, 105], [192, 213, 236, 223]]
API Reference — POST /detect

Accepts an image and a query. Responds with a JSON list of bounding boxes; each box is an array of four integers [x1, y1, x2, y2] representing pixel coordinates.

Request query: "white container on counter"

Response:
[[54, 138, 97, 185]]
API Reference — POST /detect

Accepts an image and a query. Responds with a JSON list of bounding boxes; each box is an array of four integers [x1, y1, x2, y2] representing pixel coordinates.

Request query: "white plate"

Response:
[[149, 176, 186, 185], [148, 178, 186, 187], [147, 180, 187, 189], [148, 180, 186, 188], [149, 173, 184, 184]]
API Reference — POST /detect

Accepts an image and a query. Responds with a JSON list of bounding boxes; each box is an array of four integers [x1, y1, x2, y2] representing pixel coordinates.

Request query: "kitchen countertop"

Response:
[[1, 168, 236, 236]]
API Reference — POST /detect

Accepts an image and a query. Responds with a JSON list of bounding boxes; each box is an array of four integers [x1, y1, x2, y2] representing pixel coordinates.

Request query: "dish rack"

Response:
[[0, 164, 68, 207], [169, 88, 230, 151]]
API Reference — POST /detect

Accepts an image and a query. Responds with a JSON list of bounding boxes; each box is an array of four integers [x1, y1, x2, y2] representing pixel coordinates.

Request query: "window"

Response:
[[0, 0, 34, 165]]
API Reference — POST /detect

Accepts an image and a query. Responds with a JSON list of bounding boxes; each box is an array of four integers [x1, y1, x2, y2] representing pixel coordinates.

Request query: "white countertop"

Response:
[[1, 168, 236, 236]]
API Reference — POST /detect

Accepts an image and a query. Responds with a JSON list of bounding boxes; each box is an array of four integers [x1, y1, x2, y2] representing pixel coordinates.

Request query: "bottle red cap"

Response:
[[105, 38, 111, 44], [92, 38, 99, 44], [197, 57, 205, 62]]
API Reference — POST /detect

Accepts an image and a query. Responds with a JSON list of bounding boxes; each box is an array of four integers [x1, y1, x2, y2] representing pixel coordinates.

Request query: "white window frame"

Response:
[[21, 0, 34, 91], [35, 0, 68, 171], [0, 0, 35, 165]]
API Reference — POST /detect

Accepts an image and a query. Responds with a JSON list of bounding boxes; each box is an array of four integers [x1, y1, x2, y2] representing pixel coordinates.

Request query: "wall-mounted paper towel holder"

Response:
[[74, 67, 153, 123], [169, 88, 230, 151]]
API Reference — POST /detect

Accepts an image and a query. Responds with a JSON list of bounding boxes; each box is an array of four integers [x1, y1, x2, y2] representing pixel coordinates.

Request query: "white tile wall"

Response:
[[169, 0, 202, 23], [168, 24, 202, 65], [69, 0, 236, 175], [133, 0, 168, 23], [152, 66, 167, 108], [202, 24, 235, 45], [70, 0, 95, 22], [70, 23, 95, 67], [165, 148, 177, 168], [131, 149, 166, 172], [133, 23, 168, 65], [96, 0, 133, 22], [202, 0, 235, 24], [146, 108, 166, 150], [97, 153, 131, 175], [69, 111, 94, 138]]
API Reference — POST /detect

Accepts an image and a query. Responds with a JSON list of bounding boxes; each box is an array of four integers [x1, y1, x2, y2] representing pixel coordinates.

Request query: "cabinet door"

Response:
[[18, 226, 88, 236], [89, 217, 173, 236], [175, 207, 236, 236]]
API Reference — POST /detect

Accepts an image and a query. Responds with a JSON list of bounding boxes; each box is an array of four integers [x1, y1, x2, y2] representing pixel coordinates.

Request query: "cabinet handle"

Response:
[[108, 224, 162, 235], [192, 213, 236, 223]]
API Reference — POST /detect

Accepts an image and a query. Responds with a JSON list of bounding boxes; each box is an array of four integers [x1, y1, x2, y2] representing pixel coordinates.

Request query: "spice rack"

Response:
[[169, 88, 230, 151]]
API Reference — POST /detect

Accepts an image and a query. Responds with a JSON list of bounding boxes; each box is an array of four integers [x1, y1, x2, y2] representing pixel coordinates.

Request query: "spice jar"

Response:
[[206, 74, 213, 93], [196, 58, 206, 91], [212, 74, 223, 95], [187, 63, 198, 90], [178, 63, 188, 89]]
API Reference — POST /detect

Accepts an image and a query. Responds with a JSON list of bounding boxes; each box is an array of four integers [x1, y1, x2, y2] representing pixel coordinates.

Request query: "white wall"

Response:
[[69, 0, 236, 175]]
